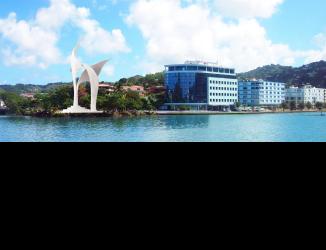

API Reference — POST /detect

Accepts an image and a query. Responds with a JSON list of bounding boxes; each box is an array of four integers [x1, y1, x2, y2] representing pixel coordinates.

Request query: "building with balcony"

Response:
[[285, 86, 304, 104], [164, 61, 238, 110], [285, 85, 325, 105], [238, 80, 285, 107], [302, 85, 325, 104]]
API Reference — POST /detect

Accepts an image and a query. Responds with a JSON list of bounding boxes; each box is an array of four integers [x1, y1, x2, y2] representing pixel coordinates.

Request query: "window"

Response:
[[175, 66, 185, 71], [187, 66, 197, 71]]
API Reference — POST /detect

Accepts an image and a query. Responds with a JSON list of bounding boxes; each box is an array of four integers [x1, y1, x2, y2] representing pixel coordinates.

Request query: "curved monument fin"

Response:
[[77, 69, 90, 86], [77, 60, 109, 86], [83, 64, 100, 111], [91, 60, 109, 76]]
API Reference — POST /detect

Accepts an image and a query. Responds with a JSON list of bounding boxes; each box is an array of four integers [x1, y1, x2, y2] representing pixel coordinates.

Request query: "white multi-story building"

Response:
[[303, 85, 325, 104], [238, 80, 285, 106], [285, 85, 325, 104], [208, 77, 238, 107]]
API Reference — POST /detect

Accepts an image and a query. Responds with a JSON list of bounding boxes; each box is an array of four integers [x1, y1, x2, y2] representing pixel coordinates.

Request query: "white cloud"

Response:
[[0, 0, 129, 68], [0, 12, 62, 68], [126, 0, 297, 72], [213, 0, 284, 19], [302, 33, 326, 64]]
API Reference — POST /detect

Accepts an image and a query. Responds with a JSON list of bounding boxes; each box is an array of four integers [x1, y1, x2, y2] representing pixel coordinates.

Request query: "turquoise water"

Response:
[[0, 113, 325, 142]]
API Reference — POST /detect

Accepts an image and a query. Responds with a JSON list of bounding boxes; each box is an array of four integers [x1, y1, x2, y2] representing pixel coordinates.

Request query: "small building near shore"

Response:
[[147, 86, 166, 94], [123, 85, 145, 96], [99, 83, 116, 93], [20, 93, 35, 99]]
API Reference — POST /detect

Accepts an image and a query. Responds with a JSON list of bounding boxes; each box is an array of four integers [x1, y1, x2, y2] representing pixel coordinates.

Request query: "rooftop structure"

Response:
[[165, 61, 235, 76]]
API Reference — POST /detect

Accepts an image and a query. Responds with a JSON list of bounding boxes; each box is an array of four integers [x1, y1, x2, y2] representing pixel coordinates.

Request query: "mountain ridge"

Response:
[[238, 60, 326, 88], [1, 61, 326, 93]]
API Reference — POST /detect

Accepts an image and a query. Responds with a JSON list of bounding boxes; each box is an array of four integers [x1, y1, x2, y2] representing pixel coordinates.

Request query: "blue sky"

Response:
[[0, 0, 326, 85]]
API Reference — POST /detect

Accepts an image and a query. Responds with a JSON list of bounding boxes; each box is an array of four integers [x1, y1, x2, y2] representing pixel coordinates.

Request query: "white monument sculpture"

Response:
[[62, 44, 108, 114]]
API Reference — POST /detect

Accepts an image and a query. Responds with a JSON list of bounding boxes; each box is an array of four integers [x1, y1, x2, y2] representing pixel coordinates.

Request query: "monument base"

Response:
[[61, 106, 103, 114]]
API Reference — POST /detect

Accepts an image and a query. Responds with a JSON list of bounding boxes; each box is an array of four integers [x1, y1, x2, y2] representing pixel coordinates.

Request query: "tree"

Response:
[[0, 90, 26, 114], [298, 102, 305, 111], [306, 102, 313, 110], [125, 91, 143, 110], [118, 78, 128, 85], [101, 92, 127, 112], [289, 101, 297, 111], [280, 102, 289, 111], [315, 102, 323, 110], [315, 102, 324, 116]]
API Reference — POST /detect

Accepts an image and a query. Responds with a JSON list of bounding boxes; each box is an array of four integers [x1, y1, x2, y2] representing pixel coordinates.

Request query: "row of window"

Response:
[[240, 92, 284, 96], [210, 99, 237, 103], [168, 66, 235, 74], [240, 96, 285, 99], [209, 80, 237, 85], [210, 87, 238, 91], [241, 98, 284, 101], [210, 93, 237, 97], [239, 82, 284, 86], [241, 87, 285, 90], [242, 100, 283, 104]]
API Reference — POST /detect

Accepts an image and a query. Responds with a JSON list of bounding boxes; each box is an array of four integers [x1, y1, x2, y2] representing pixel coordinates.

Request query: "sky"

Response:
[[0, 0, 326, 85]]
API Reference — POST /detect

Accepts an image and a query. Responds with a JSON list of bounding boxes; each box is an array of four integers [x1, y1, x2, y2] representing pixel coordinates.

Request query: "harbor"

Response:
[[1, 112, 325, 142]]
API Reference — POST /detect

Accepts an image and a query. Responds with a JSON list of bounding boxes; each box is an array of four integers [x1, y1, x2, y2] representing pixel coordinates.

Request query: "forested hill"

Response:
[[0, 72, 165, 94], [2, 61, 326, 93], [0, 82, 71, 94], [238, 61, 326, 88]]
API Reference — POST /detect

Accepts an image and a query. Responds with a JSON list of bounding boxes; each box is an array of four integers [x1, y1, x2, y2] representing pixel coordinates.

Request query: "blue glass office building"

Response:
[[164, 61, 238, 110]]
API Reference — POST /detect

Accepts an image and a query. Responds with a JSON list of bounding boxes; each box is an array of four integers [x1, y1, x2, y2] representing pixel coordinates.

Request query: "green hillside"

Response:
[[238, 61, 326, 88]]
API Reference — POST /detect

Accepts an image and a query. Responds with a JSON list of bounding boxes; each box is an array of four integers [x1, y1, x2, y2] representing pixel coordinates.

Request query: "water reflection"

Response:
[[159, 115, 210, 130], [1, 113, 326, 142]]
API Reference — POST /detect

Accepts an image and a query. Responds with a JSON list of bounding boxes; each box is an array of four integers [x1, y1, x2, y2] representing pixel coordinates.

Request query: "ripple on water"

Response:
[[0, 113, 325, 142]]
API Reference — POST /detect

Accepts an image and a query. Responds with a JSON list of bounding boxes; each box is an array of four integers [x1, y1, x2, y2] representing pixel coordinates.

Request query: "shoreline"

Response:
[[154, 110, 325, 116], [1, 109, 325, 118]]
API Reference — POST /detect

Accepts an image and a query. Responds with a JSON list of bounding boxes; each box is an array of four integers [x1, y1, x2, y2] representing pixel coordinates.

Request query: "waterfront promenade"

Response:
[[154, 110, 325, 116]]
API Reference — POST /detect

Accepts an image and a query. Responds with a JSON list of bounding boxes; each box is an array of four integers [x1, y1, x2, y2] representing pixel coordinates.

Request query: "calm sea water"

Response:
[[0, 113, 325, 142]]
